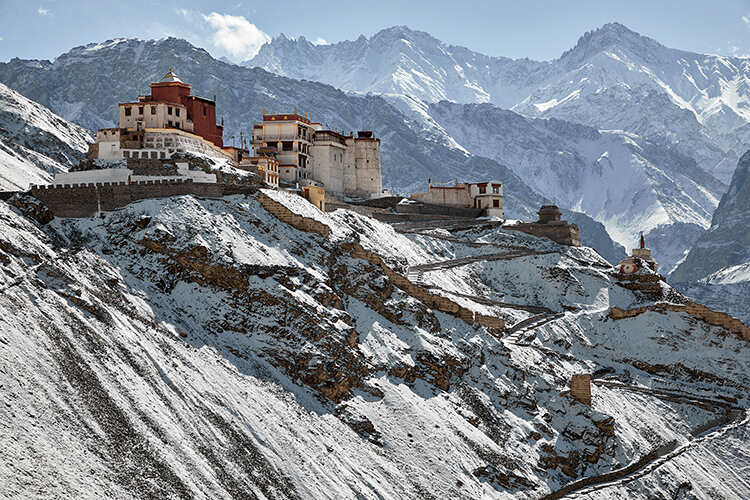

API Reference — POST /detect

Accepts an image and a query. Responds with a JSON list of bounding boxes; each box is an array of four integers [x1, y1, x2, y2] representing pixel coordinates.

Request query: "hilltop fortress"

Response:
[[4, 68, 585, 251], [85, 69, 382, 200]]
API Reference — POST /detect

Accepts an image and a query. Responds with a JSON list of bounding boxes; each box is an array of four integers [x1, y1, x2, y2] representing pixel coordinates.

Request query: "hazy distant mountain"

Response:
[[248, 23, 750, 183], [386, 96, 723, 269]]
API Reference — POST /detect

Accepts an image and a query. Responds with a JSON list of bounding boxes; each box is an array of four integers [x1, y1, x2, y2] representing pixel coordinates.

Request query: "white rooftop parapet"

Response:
[[51, 168, 131, 186]]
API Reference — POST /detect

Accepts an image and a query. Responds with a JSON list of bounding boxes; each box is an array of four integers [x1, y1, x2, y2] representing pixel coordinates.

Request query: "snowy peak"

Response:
[[715, 148, 750, 222], [671, 150, 750, 284], [560, 22, 668, 63]]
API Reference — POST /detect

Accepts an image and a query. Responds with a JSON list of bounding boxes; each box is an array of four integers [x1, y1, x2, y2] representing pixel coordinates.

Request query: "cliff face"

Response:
[[671, 151, 750, 323], [1, 188, 749, 499]]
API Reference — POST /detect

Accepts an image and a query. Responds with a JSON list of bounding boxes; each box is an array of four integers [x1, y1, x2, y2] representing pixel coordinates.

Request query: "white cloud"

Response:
[[743, 15, 750, 30], [312, 37, 329, 46], [201, 12, 269, 60], [37, 6, 50, 16]]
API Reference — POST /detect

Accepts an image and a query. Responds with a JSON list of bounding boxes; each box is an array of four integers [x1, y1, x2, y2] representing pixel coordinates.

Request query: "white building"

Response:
[[88, 69, 233, 163], [251, 111, 383, 198], [411, 180, 504, 218]]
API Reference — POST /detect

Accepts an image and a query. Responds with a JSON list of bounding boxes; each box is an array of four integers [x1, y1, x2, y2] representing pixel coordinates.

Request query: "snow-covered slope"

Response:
[[2, 189, 749, 498], [248, 23, 750, 183], [0, 82, 91, 190]]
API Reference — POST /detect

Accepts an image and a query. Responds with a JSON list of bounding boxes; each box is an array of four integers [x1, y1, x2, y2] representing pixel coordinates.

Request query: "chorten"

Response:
[[618, 232, 658, 274]]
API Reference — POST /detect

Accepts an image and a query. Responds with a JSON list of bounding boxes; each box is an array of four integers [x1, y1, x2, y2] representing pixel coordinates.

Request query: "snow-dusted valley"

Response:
[[1, 19, 750, 500]]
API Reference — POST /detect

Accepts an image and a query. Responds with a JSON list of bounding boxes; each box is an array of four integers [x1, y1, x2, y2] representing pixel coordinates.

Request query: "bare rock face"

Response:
[[7, 193, 54, 224]]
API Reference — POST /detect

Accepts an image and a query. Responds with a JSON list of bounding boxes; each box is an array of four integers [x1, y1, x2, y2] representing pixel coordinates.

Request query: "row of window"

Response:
[[124, 105, 182, 117]]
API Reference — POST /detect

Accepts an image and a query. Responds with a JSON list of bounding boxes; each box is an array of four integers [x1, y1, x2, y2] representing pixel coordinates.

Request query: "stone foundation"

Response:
[[505, 222, 581, 246], [25, 180, 249, 219]]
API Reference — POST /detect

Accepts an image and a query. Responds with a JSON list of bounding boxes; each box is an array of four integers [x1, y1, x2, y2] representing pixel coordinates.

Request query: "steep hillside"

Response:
[[0, 82, 91, 190], [1, 189, 749, 498], [249, 23, 750, 183]]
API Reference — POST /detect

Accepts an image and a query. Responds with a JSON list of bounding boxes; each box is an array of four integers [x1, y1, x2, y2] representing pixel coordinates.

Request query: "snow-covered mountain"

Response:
[[2, 186, 750, 498], [0, 82, 91, 190], [387, 97, 723, 271], [671, 150, 750, 323], [248, 23, 750, 183]]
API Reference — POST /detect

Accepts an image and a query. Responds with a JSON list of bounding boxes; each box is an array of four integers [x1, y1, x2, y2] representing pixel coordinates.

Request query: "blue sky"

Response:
[[1, 0, 749, 63]]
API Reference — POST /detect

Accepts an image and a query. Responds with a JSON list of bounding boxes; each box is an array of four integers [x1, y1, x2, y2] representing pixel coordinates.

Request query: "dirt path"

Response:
[[408, 250, 553, 273], [553, 410, 749, 499]]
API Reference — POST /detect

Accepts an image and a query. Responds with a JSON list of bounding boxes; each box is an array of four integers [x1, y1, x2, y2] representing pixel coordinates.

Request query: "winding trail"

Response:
[[550, 410, 749, 499], [408, 250, 553, 273]]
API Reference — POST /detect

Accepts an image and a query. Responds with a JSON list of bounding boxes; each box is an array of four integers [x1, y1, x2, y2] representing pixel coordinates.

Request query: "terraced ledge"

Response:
[[609, 302, 750, 341], [257, 192, 506, 333]]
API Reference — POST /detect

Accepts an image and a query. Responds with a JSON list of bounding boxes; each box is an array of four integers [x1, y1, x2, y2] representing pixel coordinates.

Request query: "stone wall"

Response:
[[395, 202, 483, 218], [542, 440, 678, 499], [609, 302, 750, 341], [506, 222, 582, 246], [256, 192, 506, 333], [29, 180, 224, 218]]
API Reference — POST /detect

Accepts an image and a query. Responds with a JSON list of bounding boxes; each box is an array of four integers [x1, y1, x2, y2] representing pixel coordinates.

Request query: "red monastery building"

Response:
[[90, 69, 230, 161]]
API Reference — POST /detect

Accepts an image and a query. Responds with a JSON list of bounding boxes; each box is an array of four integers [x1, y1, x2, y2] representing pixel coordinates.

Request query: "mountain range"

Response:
[[249, 23, 750, 184], [2, 21, 750, 499], [0, 29, 736, 270]]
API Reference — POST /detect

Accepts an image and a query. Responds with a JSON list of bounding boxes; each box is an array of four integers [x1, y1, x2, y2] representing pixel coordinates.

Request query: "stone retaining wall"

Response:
[[506, 222, 582, 247], [28, 180, 224, 218], [257, 192, 330, 237], [609, 302, 750, 341], [256, 192, 505, 333]]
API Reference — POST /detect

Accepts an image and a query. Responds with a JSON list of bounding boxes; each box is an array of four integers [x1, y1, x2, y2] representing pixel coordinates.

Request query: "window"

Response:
[[139, 107, 144, 115], [168, 107, 173, 115], [479, 186, 486, 194], [160, 152, 166, 159], [477, 200, 482, 208], [203, 106, 207, 116], [151, 152, 157, 159], [151, 106, 156, 115], [493, 199, 500, 208], [175, 109, 180, 117], [168, 121, 173, 127], [123, 151, 129, 158], [125, 107, 131, 116], [492, 186, 499, 194]]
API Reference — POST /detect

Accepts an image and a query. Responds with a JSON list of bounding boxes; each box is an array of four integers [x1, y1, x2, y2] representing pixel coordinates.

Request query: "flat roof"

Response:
[[263, 113, 312, 125]]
